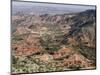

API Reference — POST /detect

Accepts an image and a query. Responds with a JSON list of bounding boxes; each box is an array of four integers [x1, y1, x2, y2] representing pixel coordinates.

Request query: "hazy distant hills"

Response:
[[12, 1, 95, 15]]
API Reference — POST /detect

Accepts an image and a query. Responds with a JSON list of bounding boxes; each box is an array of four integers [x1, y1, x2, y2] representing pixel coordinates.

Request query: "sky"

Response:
[[12, 1, 96, 14]]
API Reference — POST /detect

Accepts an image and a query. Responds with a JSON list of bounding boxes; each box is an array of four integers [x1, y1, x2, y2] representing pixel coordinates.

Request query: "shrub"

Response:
[[12, 36, 23, 41], [68, 64, 82, 70], [12, 56, 19, 64]]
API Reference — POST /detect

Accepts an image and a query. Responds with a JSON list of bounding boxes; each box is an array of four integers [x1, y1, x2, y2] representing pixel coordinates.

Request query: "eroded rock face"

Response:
[[12, 9, 96, 74], [62, 53, 92, 68], [39, 54, 53, 62], [12, 34, 43, 56], [52, 47, 73, 59]]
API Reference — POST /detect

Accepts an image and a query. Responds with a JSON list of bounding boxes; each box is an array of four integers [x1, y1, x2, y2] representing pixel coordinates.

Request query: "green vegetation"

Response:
[[40, 32, 61, 52], [12, 35, 23, 41], [73, 45, 96, 62], [12, 55, 64, 74], [68, 64, 82, 70], [12, 56, 19, 64]]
